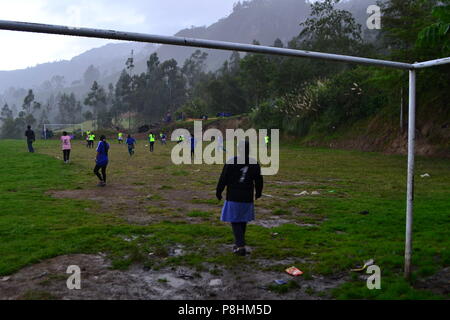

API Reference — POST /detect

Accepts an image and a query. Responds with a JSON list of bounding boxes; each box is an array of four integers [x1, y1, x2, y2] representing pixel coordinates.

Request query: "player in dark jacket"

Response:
[[94, 135, 110, 187], [25, 125, 35, 153], [216, 140, 263, 256]]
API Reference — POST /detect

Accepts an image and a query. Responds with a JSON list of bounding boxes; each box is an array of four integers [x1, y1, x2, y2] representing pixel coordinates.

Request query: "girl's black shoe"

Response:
[[233, 247, 247, 256]]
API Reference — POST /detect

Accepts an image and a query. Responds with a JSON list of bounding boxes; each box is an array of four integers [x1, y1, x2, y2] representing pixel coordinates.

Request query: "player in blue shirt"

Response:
[[126, 134, 136, 156], [94, 135, 110, 187]]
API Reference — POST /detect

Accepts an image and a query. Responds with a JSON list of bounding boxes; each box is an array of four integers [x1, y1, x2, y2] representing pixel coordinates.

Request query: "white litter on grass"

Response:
[[294, 191, 309, 196], [209, 279, 223, 287], [311, 191, 320, 195], [123, 235, 139, 242], [172, 249, 184, 257], [420, 173, 431, 178], [262, 193, 286, 200], [1, 276, 10, 281]]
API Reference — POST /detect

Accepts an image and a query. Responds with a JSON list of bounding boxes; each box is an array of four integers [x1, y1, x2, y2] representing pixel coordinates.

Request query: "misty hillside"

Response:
[[154, 0, 380, 70], [155, 0, 311, 70], [0, 42, 156, 93], [0, 0, 380, 111]]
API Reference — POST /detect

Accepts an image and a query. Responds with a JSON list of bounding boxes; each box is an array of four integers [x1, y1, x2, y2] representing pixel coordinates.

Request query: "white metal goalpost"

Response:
[[0, 19, 448, 279]]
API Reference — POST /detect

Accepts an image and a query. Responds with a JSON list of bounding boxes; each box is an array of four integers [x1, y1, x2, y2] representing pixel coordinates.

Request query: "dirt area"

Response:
[[48, 184, 220, 225], [414, 267, 450, 297], [0, 254, 348, 300], [48, 182, 321, 228]]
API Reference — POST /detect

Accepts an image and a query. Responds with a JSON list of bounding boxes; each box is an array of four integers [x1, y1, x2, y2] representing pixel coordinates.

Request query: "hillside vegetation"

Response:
[[1, 0, 449, 157]]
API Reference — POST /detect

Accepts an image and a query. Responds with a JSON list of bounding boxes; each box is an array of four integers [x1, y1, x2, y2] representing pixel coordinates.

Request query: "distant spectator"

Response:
[[25, 125, 35, 153]]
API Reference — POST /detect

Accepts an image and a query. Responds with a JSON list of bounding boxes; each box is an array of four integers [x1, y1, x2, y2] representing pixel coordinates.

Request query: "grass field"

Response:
[[0, 138, 448, 299]]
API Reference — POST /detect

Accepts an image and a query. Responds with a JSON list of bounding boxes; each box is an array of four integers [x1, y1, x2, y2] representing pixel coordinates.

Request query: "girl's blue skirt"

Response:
[[221, 200, 255, 223]]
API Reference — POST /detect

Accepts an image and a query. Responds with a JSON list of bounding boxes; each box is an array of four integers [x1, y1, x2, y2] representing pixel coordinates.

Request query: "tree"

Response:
[[378, 0, 439, 61], [161, 59, 186, 116], [113, 70, 133, 117], [182, 50, 208, 91], [58, 93, 81, 124], [418, 0, 450, 56], [83, 65, 101, 86], [239, 48, 276, 106], [228, 51, 241, 75], [85, 81, 109, 128], [273, 38, 284, 48], [22, 89, 35, 115], [1, 103, 13, 120], [294, 0, 364, 56]]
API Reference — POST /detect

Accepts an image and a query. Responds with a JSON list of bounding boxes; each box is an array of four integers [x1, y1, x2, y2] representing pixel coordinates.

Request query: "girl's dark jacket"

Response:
[[216, 156, 263, 203]]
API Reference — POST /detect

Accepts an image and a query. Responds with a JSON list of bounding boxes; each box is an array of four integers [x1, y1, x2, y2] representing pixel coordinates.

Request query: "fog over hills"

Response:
[[0, 0, 379, 112]]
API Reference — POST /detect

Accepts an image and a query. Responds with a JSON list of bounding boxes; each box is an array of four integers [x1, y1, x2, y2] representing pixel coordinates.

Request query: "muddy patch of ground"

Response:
[[48, 184, 222, 225], [414, 267, 450, 297], [0, 254, 348, 300]]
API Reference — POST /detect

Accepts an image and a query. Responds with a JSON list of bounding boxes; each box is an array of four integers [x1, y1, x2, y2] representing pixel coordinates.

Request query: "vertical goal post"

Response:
[[0, 19, 449, 279]]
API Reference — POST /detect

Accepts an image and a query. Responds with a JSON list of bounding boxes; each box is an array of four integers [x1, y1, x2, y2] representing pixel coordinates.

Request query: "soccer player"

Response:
[[148, 132, 156, 152], [85, 130, 91, 148], [94, 135, 110, 187], [88, 132, 96, 148], [25, 125, 35, 153], [60, 131, 72, 163], [126, 134, 136, 156], [216, 140, 263, 256]]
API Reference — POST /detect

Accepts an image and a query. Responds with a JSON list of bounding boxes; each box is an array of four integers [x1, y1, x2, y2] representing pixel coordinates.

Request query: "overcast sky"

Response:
[[0, 0, 238, 71]]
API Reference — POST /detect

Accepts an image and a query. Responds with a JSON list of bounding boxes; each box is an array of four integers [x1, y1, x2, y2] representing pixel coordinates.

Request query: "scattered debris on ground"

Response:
[[0, 254, 348, 300]]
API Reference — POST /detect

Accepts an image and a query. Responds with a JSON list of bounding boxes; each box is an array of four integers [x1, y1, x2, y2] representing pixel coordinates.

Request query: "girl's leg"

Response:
[[94, 165, 103, 181], [101, 165, 107, 183], [231, 222, 246, 248], [67, 150, 71, 161], [63, 150, 67, 162]]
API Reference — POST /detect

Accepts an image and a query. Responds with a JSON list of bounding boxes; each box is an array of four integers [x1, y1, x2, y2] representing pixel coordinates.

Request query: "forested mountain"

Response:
[[0, 0, 379, 104], [2, 0, 448, 156], [155, 0, 311, 71], [155, 0, 382, 69], [0, 42, 155, 94]]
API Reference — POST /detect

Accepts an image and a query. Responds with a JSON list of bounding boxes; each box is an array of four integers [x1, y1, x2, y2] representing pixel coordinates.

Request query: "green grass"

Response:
[[187, 210, 214, 218], [0, 139, 448, 300]]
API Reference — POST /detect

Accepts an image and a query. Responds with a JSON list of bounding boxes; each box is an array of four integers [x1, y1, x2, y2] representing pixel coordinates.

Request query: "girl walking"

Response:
[[94, 135, 110, 187], [60, 131, 72, 163], [216, 140, 263, 256]]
